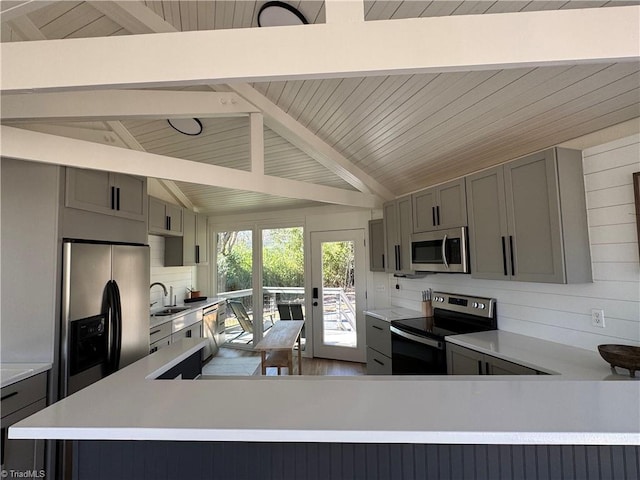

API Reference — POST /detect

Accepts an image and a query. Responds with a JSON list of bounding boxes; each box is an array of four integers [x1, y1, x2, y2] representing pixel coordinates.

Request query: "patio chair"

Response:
[[277, 303, 306, 350], [228, 300, 274, 337]]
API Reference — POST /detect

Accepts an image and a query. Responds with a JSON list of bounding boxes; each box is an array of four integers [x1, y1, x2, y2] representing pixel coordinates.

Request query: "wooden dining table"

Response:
[[254, 320, 304, 375]]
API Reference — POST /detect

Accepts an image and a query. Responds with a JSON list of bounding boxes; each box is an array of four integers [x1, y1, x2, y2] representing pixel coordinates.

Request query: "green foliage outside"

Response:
[[217, 228, 354, 292]]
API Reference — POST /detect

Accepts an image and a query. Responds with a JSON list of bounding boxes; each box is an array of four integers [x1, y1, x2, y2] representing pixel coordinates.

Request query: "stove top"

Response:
[[391, 292, 497, 340]]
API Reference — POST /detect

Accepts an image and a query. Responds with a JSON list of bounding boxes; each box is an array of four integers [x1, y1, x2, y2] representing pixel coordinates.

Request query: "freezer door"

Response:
[[112, 245, 150, 369], [62, 242, 112, 396]]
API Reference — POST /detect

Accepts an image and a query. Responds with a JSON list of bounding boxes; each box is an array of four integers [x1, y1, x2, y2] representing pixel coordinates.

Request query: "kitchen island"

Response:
[[10, 339, 640, 479]]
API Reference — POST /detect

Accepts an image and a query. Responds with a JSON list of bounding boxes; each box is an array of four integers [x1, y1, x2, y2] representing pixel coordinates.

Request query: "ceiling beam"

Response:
[[1, 126, 380, 209], [90, 1, 176, 34], [0, 1, 54, 23], [85, 0, 390, 200], [1, 90, 259, 122], [1, 6, 638, 93], [228, 82, 394, 200]]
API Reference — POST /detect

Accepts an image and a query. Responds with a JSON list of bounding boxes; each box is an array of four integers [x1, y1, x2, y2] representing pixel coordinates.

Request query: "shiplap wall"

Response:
[[149, 235, 195, 307], [389, 134, 640, 351]]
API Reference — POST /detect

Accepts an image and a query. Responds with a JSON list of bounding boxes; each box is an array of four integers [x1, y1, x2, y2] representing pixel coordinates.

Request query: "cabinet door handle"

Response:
[[432, 206, 436, 227], [111, 186, 116, 210], [509, 236, 515, 276], [372, 325, 383, 331], [395, 245, 401, 271], [150, 329, 161, 335], [501, 236, 508, 276], [436, 205, 440, 226], [478, 360, 483, 375], [485, 362, 490, 375], [195, 245, 200, 263], [186, 330, 192, 338], [1, 391, 18, 402], [374, 358, 385, 366], [381, 254, 385, 269], [150, 346, 158, 354], [116, 187, 121, 210]]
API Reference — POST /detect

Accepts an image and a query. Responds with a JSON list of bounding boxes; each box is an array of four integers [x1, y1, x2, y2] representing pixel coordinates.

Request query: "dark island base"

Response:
[[74, 441, 638, 480]]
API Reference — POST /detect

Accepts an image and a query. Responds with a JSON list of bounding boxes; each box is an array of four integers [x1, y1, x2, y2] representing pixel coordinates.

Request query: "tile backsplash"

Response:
[[149, 235, 195, 307]]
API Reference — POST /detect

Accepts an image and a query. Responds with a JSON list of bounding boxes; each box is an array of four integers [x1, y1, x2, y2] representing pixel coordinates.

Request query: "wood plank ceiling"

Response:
[[2, 1, 639, 215]]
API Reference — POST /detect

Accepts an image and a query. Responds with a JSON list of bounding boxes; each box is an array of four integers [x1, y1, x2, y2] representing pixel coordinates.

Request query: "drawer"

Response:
[[172, 321, 203, 343], [366, 315, 391, 357], [149, 321, 172, 344], [150, 336, 172, 354], [172, 310, 201, 333], [1, 373, 47, 419], [366, 347, 392, 375]]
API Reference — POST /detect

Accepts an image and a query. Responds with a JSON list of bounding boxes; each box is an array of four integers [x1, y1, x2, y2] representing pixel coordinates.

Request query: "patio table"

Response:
[[254, 320, 304, 375]]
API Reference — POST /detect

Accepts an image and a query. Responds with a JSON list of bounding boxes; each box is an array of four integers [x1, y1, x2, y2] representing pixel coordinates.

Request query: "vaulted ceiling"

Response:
[[2, 1, 639, 215]]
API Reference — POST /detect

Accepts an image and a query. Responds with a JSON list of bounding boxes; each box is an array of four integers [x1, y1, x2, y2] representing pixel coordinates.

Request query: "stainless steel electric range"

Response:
[[390, 292, 497, 375]]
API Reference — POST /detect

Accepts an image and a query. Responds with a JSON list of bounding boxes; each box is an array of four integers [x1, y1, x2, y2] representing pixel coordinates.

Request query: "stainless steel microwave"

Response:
[[410, 227, 469, 273]]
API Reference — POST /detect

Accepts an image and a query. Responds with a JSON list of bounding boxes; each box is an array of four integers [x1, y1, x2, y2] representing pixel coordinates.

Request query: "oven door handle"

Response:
[[390, 326, 444, 350], [441, 234, 449, 270]]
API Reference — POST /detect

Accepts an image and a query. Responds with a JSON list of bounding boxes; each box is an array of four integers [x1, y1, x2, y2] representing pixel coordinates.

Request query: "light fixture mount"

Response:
[[167, 118, 203, 136], [257, 1, 308, 27]]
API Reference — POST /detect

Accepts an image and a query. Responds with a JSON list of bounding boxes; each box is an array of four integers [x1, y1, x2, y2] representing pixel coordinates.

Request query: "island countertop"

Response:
[[9, 339, 640, 446]]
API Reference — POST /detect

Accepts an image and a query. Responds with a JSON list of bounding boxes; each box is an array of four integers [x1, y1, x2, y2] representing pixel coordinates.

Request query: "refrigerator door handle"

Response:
[[111, 280, 123, 372]]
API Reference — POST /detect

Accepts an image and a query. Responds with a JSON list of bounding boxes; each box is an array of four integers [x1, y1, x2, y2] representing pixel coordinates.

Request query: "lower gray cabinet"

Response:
[[367, 347, 392, 375], [366, 315, 392, 374], [1, 373, 47, 473], [172, 321, 203, 343], [447, 343, 540, 375]]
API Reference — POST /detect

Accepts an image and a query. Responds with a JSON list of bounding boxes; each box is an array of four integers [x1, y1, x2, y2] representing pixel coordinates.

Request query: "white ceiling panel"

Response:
[[2, 0, 639, 214]]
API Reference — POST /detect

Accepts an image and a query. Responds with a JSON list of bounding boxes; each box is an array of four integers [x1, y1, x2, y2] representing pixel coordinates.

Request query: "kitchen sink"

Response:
[[152, 307, 191, 317]]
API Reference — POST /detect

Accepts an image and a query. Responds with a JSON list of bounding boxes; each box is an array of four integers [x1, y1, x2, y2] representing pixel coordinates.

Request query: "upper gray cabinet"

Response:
[[466, 148, 592, 284], [165, 211, 208, 266], [412, 178, 467, 232], [368, 219, 385, 272], [383, 195, 413, 274], [148, 196, 183, 236], [65, 168, 146, 222]]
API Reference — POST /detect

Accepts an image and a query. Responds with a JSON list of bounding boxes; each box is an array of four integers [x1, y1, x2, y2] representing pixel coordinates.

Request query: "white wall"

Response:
[[389, 133, 640, 351], [149, 235, 195, 307]]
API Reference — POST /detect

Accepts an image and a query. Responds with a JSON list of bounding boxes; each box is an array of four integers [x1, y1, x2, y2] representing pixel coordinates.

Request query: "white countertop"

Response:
[[149, 296, 226, 329], [1, 363, 52, 388], [364, 307, 423, 322], [446, 330, 636, 380], [9, 339, 640, 445]]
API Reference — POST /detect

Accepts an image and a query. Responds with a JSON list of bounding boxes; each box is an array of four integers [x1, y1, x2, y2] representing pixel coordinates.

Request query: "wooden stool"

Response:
[[261, 350, 292, 375]]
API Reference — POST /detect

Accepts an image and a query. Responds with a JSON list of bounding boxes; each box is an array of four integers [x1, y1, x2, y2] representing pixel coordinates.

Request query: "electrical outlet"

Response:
[[591, 309, 605, 328]]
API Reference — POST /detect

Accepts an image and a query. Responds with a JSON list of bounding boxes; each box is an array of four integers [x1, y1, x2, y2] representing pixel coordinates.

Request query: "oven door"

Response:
[[390, 326, 447, 375], [410, 227, 469, 273]]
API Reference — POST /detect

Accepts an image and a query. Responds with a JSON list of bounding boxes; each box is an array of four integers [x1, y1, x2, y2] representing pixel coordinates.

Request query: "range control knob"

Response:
[[472, 302, 478, 308], [478, 303, 486, 309]]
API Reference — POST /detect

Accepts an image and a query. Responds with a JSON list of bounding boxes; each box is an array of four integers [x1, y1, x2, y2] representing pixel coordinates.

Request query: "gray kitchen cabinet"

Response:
[[465, 148, 591, 284], [148, 196, 183, 236], [366, 315, 392, 374], [172, 321, 203, 343], [368, 219, 385, 272], [413, 178, 467, 232], [1, 373, 47, 473], [447, 343, 539, 375], [165, 211, 208, 266], [149, 321, 172, 353], [383, 195, 413, 274], [65, 168, 147, 222]]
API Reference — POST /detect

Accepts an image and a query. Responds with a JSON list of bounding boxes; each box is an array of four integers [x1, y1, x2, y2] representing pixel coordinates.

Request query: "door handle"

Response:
[[501, 236, 508, 276], [436, 205, 440, 226], [116, 187, 121, 210], [111, 186, 116, 210], [441, 234, 449, 270], [432, 206, 436, 227], [509, 235, 515, 276], [312, 287, 318, 299]]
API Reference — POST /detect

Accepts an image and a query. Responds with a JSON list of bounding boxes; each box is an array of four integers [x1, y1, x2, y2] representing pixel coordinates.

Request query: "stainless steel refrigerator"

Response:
[[60, 240, 150, 397]]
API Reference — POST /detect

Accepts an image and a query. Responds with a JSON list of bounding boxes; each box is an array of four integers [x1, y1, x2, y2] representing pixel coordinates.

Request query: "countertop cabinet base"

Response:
[[447, 343, 541, 375], [1, 373, 48, 473], [365, 315, 392, 374]]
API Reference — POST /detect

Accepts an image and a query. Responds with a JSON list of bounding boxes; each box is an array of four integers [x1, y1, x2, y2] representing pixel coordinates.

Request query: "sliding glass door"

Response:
[[215, 225, 304, 349]]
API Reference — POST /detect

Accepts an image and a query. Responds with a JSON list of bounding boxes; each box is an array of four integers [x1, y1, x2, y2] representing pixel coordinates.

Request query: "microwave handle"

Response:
[[441, 234, 449, 270]]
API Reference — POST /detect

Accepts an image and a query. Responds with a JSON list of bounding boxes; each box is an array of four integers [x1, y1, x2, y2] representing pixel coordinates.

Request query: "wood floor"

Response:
[[215, 346, 366, 376]]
